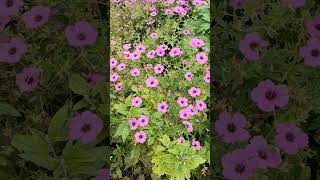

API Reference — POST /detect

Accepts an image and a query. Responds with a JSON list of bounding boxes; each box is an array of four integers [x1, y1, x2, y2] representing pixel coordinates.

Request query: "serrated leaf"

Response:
[[115, 123, 130, 142]]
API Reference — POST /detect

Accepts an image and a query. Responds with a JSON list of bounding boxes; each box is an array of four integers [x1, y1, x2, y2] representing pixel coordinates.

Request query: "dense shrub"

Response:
[[110, 0, 210, 179]]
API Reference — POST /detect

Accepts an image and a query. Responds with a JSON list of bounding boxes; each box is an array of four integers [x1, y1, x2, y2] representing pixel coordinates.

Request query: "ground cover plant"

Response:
[[213, 0, 320, 179], [110, 0, 210, 179], [0, 0, 109, 179]]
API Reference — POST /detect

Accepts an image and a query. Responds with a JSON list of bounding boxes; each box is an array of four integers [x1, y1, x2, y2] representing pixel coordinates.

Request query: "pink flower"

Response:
[[177, 136, 185, 143], [146, 50, 156, 59], [115, 83, 122, 91], [154, 64, 164, 74], [196, 100, 207, 111], [130, 68, 141, 77], [146, 76, 159, 88], [150, 32, 157, 38], [189, 38, 205, 48], [179, 109, 190, 120], [169, 47, 183, 58], [117, 63, 127, 71], [158, 102, 168, 113], [123, 43, 131, 50], [150, 11, 157, 16], [155, 48, 166, 57], [110, 73, 119, 82], [146, 64, 153, 69], [165, 9, 173, 14], [135, 44, 146, 53], [187, 104, 198, 115], [183, 121, 193, 132], [177, 97, 188, 107], [204, 73, 210, 83], [128, 118, 139, 130], [185, 72, 193, 81], [110, 58, 118, 69], [183, 29, 190, 35], [188, 87, 201, 97], [130, 52, 141, 60], [134, 131, 147, 143], [196, 52, 208, 64], [192, 140, 201, 151], [138, 115, 149, 127], [131, 96, 142, 107]]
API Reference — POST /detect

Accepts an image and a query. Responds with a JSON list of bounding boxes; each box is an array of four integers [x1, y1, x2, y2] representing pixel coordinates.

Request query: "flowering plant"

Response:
[[110, 0, 210, 179], [213, 0, 319, 179], [0, 0, 108, 179]]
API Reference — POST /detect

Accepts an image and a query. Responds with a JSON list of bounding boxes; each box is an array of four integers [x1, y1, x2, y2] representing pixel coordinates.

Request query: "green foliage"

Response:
[[150, 135, 206, 180]]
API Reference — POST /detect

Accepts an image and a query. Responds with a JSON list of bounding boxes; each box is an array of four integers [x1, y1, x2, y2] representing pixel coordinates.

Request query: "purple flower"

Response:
[[299, 38, 320, 67], [275, 123, 308, 155], [90, 169, 110, 180], [65, 21, 98, 47], [15, 67, 40, 93], [214, 112, 250, 144], [305, 16, 320, 38], [251, 80, 289, 112], [246, 136, 282, 169], [0, 0, 23, 16], [229, 0, 246, 9], [222, 149, 257, 180], [68, 111, 103, 144], [283, 0, 305, 9], [0, 37, 28, 64], [83, 71, 105, 89], [0, 14, 10, 32], [22, 6, 51, 30], [239, 32, 268, 62]]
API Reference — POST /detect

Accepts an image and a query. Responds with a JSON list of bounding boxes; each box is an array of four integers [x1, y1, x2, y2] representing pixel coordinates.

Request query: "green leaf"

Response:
[[0, 102, 21, 117], [113, 103, 127, 115], [69, 74, 88, 96], [115, 123, 130, 142], [62, 143, 98, 176], [48, 104, 70, 142], [19, 153, 58, 170], [73, 99, 87, 111], [11, 131, 58, 170]]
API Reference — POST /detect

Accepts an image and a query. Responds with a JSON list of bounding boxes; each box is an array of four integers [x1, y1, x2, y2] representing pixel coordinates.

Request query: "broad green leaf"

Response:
[[19, 153, 58, 170], [73, 99, 87, 110], [114, 123, 130, 142], [69, 74, 88, 96], [48, 104, 70, 142], [0, 102, 21, 117]]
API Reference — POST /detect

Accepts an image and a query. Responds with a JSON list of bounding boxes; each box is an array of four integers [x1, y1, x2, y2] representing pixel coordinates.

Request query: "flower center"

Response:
[[34, 14, 43, 22], [139, 135, 143, 139], [315, 24, 320, 31], [311, 49, 319, 57], [285, 132, 295, 142], [77, 33, 86, 41], [81, 123, 91, 133], [26, 77, 34, 84], [6, 0, 13, 7], [250, 42, 258, 50], [235, 164, 246, 174], [258, 150, 267, 160], [227, 123, 237, 133], [265, 90, 276, 100], [8, 47, 17, 55]]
